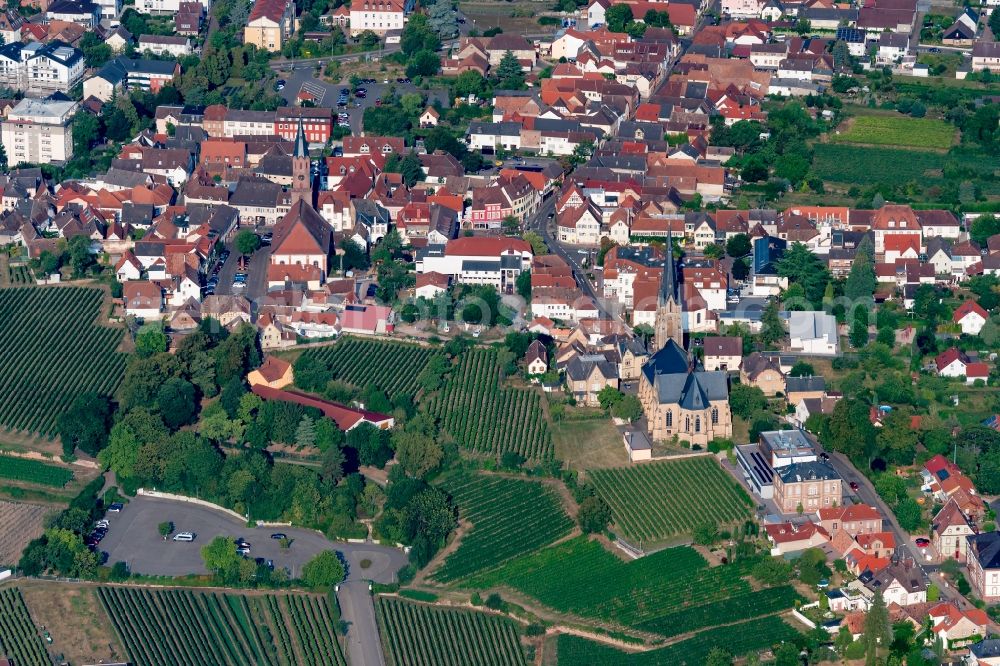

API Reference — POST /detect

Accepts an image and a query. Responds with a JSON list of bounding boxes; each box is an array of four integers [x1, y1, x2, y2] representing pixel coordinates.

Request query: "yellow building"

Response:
[[244, 0, 295, 52]]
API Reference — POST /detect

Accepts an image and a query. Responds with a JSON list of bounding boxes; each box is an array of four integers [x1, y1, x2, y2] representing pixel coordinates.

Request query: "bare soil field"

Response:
[[0, 501, 51, 566]]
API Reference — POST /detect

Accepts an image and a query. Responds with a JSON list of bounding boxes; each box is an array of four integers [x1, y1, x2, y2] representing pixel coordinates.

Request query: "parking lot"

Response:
[[98, 495, 407, 582], [274, 67, 449, 134]]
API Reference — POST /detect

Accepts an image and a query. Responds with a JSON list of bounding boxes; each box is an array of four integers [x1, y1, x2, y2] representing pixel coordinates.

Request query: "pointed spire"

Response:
[[293, 117, 307, 158], [660, 229, 677, 305]]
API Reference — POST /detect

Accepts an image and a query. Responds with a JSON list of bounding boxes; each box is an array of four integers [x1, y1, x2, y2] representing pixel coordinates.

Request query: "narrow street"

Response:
[[338, 580, 387, 666], [824, 450, 928, 568], [527, 195, 620, 321]]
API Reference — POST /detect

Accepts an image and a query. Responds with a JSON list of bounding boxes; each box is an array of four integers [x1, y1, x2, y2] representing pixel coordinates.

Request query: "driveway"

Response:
[[99, 495, 408, 582], [339, 580, 386, 666]]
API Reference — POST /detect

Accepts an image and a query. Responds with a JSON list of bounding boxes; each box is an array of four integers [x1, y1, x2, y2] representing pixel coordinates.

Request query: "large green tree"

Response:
[[301, 550, 346, 588], [58, 392, 112, 457], [776, 243, 831, 309]]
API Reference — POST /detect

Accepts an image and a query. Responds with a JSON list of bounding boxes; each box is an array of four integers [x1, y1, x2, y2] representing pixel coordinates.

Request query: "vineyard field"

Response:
[[469, 537, 799, 634], [0, 287, 126, 437], [376, 596, 525, 666], [0, 587, 49, 666], [97, 587, 346, 666], [812, 144, 944, 186], [433, 474, 573, 582], [831, 114, 956, 150], [0, 501, 49, 566], [555, 616, 800, 665], [0, 455, 74, 487], [588, 457, 752, 544], [295, 337, 436, 396], [428, 349, 552, 461]]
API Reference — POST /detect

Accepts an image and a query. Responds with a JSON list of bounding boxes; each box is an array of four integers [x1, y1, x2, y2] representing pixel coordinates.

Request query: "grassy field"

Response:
[[831, 114, 956, 150], [551, 416, 629, 470], [19, 582, 123, 666], [469, 537, 800, 636], [812, 143, 1000, 193], [0, 455, 74, 488], [0, 287, 126, 438], [812, 144, 945, 185], [376, 596, 525, 666], [588, 457, 753, 544], [553, 616, 801, 665], [433, 473, 573, 582], [98, 587, 346, 666]]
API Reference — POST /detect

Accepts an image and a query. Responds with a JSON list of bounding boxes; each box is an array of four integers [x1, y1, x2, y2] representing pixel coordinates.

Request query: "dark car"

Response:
[[270, 533, 287, 540], [849, 481, 859, 491], [915, 537, 930, 547], [819, 452, 830, 461]]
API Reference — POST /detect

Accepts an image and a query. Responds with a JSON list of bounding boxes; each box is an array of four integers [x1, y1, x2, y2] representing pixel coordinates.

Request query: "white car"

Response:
[[172, 532, 196, 542]]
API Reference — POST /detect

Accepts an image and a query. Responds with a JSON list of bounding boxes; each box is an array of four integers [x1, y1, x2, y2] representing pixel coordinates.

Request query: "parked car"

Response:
[[236, 546, 251, 556], [849, 481, 859, 491], [915, 537, 930, 547], [274, 80, 286, 91], [270, 533, 287, 540], [107, 503, 124, 512], [172, 532, 196, 542]]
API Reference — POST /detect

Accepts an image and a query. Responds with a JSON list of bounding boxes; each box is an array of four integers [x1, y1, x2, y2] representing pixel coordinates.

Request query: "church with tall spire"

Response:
[[653, 231, 683, 351], [289, 117, 313, 207]]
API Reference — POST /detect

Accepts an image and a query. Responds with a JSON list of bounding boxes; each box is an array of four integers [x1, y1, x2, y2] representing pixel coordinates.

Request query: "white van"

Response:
[[172, 532, 195, 542]]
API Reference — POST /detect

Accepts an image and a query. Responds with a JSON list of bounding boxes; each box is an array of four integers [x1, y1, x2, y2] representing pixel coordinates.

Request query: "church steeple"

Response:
[[654, 230, 683, 351], [658, 230, 678, 307], [290, 117, 312, 207]]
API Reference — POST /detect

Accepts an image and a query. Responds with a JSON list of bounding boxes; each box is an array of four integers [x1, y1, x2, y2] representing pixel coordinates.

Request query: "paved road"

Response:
[[822, 449, 932, 570], [99, 496, 407, 581], [339, 580, 386, 666], [528, 195, 622, 321]]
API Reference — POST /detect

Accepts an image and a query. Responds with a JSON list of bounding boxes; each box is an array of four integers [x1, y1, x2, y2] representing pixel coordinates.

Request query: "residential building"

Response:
[[138, 34, 192, 58], [565, 354, 618, 406], [702, 336, 742, 371], [928, 602, 990, 649], [954, 300, 988, 336], [861, 560, 927, 607], [971, 40, 1000, 74], [417, 237, 533, 295], [968, 639, 1000, 666], [2, 98, 77, 165], [967, 531, 1000, 602], [83, 57, 180, 101], [0, 41, 84, 97], [244, 0, 295, 51], [740, 352, 785, 396], [772, 460, 842, 514], [787, 311, 839, 355], [350, 0, 410, 36], [525, 339, 548, 376], [818, 504, 883, 537], [932, 498, 977, 561], [764, 521, 830, 556], [247, 355, 294, 389], [123, 280, 163, 319], [136, 0, 210, 14]]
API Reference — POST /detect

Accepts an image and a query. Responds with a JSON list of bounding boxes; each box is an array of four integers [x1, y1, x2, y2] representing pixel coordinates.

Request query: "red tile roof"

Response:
[[251, 385, 392, 431]]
